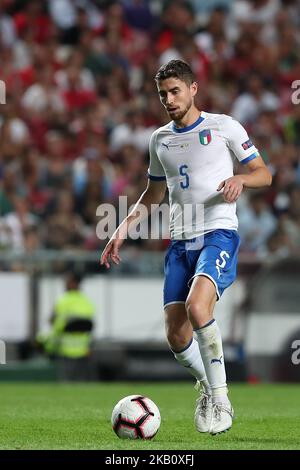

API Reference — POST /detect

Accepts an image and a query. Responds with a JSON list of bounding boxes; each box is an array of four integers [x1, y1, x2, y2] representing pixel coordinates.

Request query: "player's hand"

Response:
[[217, 176, 244, 203], [100, 238, 123, 269]]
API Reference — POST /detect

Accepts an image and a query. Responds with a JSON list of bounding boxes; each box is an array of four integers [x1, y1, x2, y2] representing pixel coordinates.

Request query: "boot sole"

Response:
[[211, 426, 232, 436]]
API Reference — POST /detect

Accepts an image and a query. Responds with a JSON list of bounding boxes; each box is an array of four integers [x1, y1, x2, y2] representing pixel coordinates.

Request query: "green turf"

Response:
[[0, 382, 299, 450]]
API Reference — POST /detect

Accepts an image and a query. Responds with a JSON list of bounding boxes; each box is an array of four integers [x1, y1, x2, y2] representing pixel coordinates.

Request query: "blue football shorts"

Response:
[[163, 229, 240, 307]]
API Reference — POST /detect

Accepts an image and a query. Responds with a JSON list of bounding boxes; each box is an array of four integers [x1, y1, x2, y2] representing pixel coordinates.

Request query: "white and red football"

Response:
[[111, 395, 161, 440]]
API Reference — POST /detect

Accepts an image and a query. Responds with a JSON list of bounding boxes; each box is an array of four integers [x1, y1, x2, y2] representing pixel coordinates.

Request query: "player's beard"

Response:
[[168, 98, 192, 122]]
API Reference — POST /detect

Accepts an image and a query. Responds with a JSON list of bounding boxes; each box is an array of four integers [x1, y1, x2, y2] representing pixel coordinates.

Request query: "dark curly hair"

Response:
[[154, 60, 195, 85]]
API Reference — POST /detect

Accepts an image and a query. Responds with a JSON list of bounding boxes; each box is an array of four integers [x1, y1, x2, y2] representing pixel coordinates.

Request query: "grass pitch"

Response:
[[0, 382, 299, 450]]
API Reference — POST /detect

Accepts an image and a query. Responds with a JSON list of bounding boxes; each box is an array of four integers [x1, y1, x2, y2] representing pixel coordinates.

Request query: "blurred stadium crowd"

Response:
[[0, 0, 300, 260]]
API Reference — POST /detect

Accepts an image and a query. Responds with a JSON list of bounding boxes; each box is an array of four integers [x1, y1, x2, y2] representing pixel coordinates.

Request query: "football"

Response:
[[111, 395, 161, 440]]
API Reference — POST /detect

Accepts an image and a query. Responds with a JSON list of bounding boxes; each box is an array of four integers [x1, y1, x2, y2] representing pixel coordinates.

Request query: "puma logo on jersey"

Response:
[[162, 141, 189, 150], [216, 251, 230, 278]]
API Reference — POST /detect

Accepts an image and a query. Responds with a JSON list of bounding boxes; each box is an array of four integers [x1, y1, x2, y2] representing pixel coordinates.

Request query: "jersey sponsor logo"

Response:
[[161, 141, 189, 150], [199, 129, 212, 145], [216, 250, 230, 278], [241, 139, 253, 150]]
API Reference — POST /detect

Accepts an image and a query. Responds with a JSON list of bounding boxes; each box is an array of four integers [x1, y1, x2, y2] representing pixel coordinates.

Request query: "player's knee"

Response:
[[185, 299, 211, 328]]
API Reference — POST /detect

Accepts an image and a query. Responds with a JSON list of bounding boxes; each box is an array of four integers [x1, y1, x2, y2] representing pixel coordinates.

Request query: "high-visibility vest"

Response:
[[49, 290, 95, 358]]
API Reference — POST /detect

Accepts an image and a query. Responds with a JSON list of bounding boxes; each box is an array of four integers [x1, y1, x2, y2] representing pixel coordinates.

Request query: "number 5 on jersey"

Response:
[[179, 164, 189, 189]]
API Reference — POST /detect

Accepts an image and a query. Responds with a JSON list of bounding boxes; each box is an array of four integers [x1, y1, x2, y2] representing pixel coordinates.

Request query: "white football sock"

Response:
[[195, 319, 229, 405], [172, 337, 211, 393]]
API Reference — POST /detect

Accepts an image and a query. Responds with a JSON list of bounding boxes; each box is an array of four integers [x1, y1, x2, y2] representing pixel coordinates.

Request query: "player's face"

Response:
[[157, 77, 197, 121]]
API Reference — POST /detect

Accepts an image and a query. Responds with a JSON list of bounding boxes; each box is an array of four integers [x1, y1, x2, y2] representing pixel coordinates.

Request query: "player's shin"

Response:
[[172, 337, 213, 433], [194, 319, 229, 406]]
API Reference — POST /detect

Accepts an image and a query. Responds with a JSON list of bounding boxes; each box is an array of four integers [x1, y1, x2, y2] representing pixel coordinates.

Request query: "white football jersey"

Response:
[[148, 111, 259, 239]]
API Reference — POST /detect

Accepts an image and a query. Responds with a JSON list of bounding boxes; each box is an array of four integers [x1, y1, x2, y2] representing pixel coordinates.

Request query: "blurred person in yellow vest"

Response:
[[37, 271, 95, 381]]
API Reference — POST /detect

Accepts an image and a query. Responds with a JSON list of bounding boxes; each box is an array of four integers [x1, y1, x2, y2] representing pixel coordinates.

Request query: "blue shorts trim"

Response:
[[163, 229, 240, 307], [189, 272, 220, 300]]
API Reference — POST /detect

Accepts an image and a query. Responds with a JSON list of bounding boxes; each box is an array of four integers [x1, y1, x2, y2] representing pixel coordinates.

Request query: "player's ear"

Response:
[[190, 81, 198, 97]]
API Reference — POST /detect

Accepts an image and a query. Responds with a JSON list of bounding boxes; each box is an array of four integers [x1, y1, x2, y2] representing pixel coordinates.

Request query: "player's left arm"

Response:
[[217, 155, 272, 203]]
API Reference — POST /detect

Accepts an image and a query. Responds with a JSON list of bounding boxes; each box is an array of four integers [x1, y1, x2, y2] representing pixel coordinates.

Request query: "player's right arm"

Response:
[[100, 179, 166, 268]]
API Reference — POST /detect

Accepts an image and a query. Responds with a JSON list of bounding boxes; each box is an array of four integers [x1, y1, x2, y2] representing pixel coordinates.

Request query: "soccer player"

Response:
[[101, 60, 272, 434]]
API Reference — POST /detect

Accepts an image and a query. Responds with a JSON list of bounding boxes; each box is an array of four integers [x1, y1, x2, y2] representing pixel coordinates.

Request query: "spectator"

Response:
[[36, 271, 95, 381], [44, 190, 85, 249], [0, 0, 298, 258], [238, 192, 277, 255], [2, 196, 38, 251], [231, 73, 280, 125]]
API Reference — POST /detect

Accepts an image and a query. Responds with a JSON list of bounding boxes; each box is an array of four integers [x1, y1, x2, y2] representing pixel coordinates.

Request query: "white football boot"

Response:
[[194, 381, 213, 433], [209, 401, 234, 435]]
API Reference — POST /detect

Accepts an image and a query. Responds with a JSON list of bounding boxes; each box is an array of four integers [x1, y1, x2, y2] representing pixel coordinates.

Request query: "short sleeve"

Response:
[[221, 116, 260, 165], [147, 131, 166, 181]]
